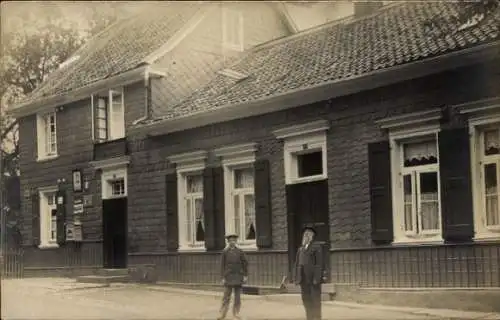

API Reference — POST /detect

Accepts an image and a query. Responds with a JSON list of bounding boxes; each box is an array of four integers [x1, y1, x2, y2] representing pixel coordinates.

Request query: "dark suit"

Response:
[[293, 242, 325, 320], [218, 246, 248, 319]]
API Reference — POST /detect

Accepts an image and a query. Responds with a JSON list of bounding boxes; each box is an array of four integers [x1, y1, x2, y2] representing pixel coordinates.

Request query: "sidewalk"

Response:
[[145, 284, 500, 320]]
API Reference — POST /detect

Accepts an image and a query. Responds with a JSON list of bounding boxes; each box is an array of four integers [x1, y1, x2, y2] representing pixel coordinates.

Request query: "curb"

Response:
[[325, 301, 500, 320]]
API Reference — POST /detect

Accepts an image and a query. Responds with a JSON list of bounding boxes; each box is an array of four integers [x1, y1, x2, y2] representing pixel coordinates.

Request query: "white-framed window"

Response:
[[273, 120, 329, 185], [101, 167, 127, 199], [39, 187, 59, 249], [377, 109, 444, 244], [215, 143, 258, 248], [394, 137, 442, 240], [36, 110, 58, 161], [91, 88, 125, 142], [168, 150, 208, 251], [222, 7, 244, 51], [464, 102, 500, 240], [182, 173, 205, 247]]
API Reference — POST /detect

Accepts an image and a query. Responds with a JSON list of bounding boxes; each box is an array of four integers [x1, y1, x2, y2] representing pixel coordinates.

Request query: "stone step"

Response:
[[76, 275, 130, 284], [95, 268, 129, 277]]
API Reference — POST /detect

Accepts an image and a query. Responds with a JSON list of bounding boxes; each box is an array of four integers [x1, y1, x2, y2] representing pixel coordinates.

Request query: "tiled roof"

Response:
[[14, 3, 202, 108], [143, 1, 500, 124]]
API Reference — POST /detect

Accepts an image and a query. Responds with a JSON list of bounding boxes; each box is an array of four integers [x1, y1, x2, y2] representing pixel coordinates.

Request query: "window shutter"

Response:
[[32, 192, 40, 246], [368, 141, 394, 243], [165, 173, 179, 251], [254, 159, 272, 248], [438, 127, 474, 241], [213, 166, 226, 250], [56, 190, 66, 246], [203, 167, 216, 250]]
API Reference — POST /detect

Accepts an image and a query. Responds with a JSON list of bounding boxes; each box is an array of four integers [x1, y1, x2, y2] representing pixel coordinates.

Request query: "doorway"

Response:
[[286, 179, 330, 280], [102, 197, 127, 268]]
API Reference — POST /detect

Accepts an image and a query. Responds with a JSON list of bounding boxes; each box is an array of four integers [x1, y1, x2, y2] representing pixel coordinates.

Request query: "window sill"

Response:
[[288, 174, 327, 185], [36, 154, 59, 162], [38, 243, 59, 250], [392, 237, 443, 246], [474, 233, 500, 242], [178, 245, 206, 253], [238, 243, 258, 251], [93, 137, 126, 145]]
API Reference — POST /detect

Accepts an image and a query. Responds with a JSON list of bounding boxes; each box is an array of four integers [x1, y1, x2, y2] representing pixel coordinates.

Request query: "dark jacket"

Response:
[[220, 246, 249, 286], [293, 241, 325, 285]]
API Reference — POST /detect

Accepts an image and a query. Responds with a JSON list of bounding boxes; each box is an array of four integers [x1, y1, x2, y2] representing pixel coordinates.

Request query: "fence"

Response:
[[1, 248, 24, 278]]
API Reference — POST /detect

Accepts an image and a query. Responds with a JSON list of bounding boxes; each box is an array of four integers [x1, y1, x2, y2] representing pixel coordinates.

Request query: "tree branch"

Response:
[[1, 119, 18, 141]]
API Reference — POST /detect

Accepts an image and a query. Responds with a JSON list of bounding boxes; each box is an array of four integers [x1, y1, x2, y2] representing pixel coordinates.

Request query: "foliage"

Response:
[[0, 2, 132, 246]]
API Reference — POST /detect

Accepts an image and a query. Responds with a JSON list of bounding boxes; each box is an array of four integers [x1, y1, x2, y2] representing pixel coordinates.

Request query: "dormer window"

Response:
[[92, 88, 125, 142], [222, 8, 243, 51]]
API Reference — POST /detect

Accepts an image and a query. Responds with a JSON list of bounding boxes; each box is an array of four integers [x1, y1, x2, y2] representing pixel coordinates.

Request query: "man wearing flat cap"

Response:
[[293, 225, 327, 320], [217, 233, 248, 320]]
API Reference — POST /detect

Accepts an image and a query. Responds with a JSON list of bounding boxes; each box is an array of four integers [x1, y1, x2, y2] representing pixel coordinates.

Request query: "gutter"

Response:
[[7, 65, 159, 118], [130, 40, 500, 137]]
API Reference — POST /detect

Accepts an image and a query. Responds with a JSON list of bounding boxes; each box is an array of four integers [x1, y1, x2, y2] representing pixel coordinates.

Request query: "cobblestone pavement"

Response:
[[1, 278, 498, 320]]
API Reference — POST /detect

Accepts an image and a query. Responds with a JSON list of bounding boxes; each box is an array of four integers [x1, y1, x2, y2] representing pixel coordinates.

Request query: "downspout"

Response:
[[132, 66, 151, 125]]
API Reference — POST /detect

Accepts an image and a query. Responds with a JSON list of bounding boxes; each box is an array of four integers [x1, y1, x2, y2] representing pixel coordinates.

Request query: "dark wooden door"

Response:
[[286, 179, 330, 281], [102, 198, 127, 269]]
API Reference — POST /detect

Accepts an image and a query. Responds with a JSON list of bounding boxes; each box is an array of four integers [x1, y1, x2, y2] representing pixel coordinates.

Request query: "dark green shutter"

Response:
[[32, 192, 40, 246], [368, 141, 394, 243], [254, 159, 272, 248], [166, 173, 179, 251], [213, 166, 226, 250], [203, 167, 216, 250], [56, 190, 66, 246], [438, 127, 474, 241]]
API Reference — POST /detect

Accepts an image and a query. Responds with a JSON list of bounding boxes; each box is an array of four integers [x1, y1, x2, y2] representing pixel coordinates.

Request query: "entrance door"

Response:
[[286, 179, 330, 280], [102, 198, 127, 268]]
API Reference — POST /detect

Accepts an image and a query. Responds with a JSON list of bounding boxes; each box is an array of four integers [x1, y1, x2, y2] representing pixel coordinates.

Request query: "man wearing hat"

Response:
[[217, 233, 249, 320], [293, 225, 326, 320]]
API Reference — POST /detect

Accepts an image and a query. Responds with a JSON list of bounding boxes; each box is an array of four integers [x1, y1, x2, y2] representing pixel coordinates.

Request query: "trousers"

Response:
[[300, 270, 322, 320], [219, 285, 242, 318]]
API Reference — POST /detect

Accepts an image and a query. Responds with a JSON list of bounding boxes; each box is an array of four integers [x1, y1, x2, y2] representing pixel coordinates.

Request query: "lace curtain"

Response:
[[484, 129, 500, 155], [403, 140, 437, 166]]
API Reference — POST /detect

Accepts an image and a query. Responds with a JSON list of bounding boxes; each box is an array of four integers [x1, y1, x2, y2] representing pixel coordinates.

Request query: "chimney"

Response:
[[354, 1, 383, 19]]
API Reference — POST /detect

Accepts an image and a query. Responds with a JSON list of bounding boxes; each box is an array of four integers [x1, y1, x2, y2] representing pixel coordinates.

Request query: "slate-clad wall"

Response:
[[129, 60, 500, 252], [127, 60, 499, 286], [18, 82, 144, 267]]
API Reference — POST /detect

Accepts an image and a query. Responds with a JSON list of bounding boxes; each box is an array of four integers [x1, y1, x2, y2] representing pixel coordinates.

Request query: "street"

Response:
[[2, 278, 495, 320]]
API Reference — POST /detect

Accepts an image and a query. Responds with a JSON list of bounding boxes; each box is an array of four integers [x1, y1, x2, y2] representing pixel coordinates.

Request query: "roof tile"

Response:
[[15, 3, 202, 108], [143, 2, 499, 125]]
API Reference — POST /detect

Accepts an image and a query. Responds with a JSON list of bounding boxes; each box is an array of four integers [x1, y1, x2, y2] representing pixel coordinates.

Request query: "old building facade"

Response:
[[9, 1, 500, 289]]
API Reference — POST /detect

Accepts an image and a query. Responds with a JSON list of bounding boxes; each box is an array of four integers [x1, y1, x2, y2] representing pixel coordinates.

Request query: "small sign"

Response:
[[83, 195, 93, 207], [66, 223, 75, 241], [57, 196, 64, 205], [73, 169, 82, 193], [73, 224, 83, 242]]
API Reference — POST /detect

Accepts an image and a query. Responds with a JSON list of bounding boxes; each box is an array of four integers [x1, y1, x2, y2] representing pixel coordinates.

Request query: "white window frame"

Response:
[[460, 98, 500, 241], [36, 110, 58, 161], [101, 167, 128, 200], [222, 7, 244, 51], [38, 186, 59, 249], [377, 109, 444, 245], [273, 120, 329, 185], [168, 150, 208, 252], [91, 88, 125, 142], [215, 143, 258, 250]]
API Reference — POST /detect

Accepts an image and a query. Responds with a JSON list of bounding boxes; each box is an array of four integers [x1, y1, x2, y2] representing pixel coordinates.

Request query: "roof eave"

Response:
[[131, 40, 500, 138], [7, 65, 164, 118]]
